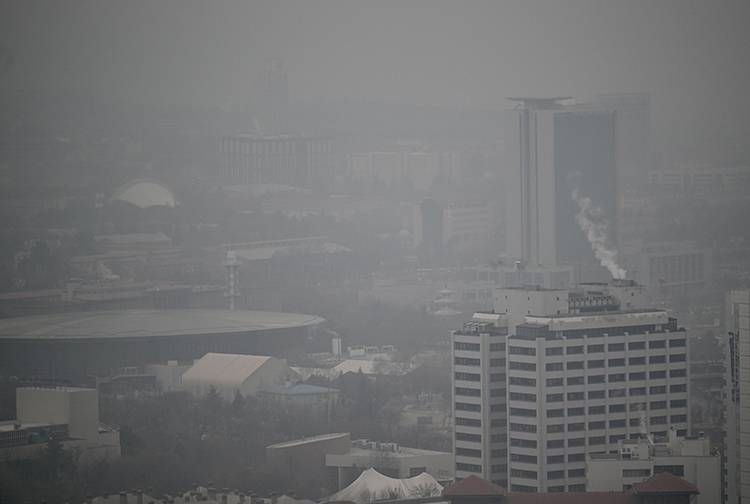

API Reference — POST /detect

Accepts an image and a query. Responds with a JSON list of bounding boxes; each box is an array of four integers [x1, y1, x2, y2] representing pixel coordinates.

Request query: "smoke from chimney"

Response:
[[571, 188, 626, 280]]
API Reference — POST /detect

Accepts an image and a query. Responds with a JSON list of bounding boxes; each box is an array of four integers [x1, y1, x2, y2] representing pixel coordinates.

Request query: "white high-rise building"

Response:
[[451, 313, 509, 486], [451, 281, 690, 494], [725, 289, 750, 504], [502, 97, 618, 275]]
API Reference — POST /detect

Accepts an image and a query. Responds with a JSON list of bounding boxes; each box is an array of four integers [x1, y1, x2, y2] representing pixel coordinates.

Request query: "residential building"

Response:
[[586, 429, 720, 504], [451, 312, 508, 486], [725, 289, 750, 504], [0, 387, 120, 463]]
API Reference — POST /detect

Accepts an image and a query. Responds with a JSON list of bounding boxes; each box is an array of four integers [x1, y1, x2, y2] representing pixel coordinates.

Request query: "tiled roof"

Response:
[[443, 476, 507, 497], [631, 472, 700, 495], [508, 493, 633, 504]]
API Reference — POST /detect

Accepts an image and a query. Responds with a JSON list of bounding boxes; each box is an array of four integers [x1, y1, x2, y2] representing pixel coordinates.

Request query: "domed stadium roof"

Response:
[[111, 179, 177, 208]]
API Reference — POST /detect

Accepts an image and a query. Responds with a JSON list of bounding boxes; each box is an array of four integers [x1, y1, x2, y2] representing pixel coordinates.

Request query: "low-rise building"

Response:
[[326, 439, 452, 489], [441, 473, 702, 504], [266, 433, 351, 497], [0, 387, 120, 464], [586, 429, 719, 504], [259, 383, 339, 417]]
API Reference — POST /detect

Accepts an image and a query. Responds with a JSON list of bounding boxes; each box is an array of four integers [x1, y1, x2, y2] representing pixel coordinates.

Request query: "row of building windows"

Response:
[[542, 415, 685, 431], [541, 354, 687, 372], [545, 401, 687, 418], [456, 432, 482, 442], [456, 447, 481, 458], [547, 468, 586, 480], [456, 462, 482, 473], [544, 368, 687, 387], [542, 339, 687, 355], [455, 417, 482, 427], [510, 469, 538, 480], [455, 342, 481, 352], [455, 357, 480, 367], [455, 387, 481, 397], [456, 402, 481, 412], [546, 453, 585, 464], [454, 356, 507, 367]]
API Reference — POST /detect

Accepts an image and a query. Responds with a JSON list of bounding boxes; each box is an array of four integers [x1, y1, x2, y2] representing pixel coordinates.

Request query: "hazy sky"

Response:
[[2, 0, 749, 156]]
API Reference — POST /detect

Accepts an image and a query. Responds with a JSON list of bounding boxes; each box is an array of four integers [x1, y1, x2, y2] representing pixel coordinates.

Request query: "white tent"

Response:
[[181, 353, 298, 400], [326, 468, 443, 504]]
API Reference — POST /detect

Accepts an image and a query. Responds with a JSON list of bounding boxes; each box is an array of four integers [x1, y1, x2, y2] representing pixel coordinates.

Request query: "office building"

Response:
[[586, 429, 720, 504], [595, 93, 652, 186], [218, 134, 335, 190], [451, 281, 690, 494], [414, 200, 496, 260], [503, 98, 623, 279], [502, 282, 689, 493], [451, 312, 509, 486], [621, 241, 712, 295], [725, 289, 750, 504]]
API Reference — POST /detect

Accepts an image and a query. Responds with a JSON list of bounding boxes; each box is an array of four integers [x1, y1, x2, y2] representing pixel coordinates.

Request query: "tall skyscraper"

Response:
[[451, 280, 691, 493], [260, 58, 289, 134], [595, 93, 652, 186], [502, 98, 619, 273], [725, 289, 750, 504]]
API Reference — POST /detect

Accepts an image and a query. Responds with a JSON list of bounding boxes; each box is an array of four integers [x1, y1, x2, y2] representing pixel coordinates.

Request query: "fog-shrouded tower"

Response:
[[725, 289, 750, 504], [502, 97, 620, 283]]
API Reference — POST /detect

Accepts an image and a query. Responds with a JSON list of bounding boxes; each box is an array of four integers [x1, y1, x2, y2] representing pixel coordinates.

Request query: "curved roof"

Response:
[[326, 468, 442, 504], [111, 179, 177, 208], [0, 309, 324, 340]]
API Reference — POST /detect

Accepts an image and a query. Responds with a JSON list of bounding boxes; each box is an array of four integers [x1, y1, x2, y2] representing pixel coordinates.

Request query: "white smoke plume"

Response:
[[571, 188, 627, 280]]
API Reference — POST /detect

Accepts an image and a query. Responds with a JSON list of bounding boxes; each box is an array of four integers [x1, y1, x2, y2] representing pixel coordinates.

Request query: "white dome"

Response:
[[112, 180, 177, 208]]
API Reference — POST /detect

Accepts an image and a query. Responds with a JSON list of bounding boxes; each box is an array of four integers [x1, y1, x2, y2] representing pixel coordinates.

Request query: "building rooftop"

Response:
[[0, 309, 324, 340], [266, 432, 349, 449], [262, 383, 338, 396], [508, 493, 632, 504], [630, 472, 700, 495], [181, 353, 274, 387], [443, 475, 507, 497], [326, 468, 442, 504]]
